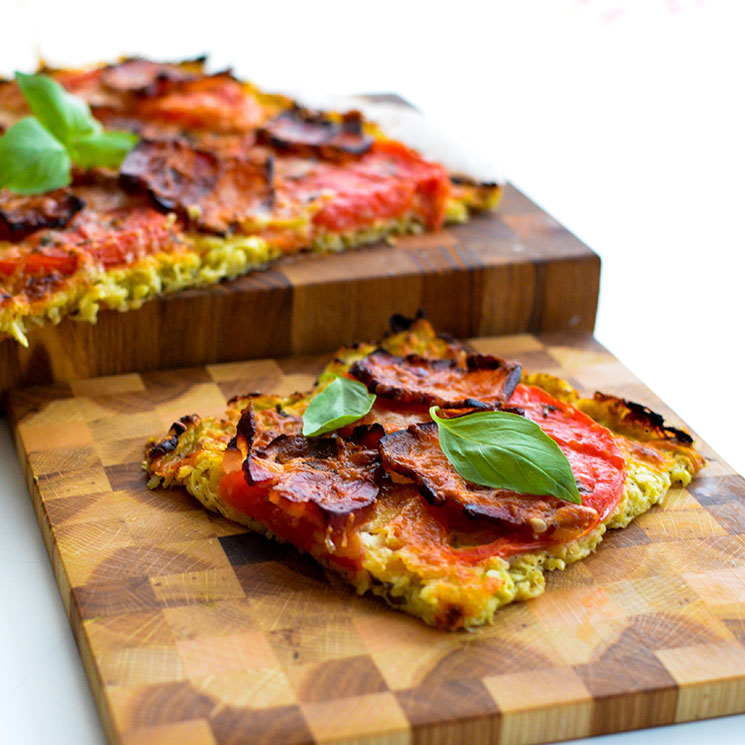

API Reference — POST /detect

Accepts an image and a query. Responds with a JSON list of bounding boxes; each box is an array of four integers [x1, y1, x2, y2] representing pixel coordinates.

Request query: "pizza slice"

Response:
[[0, 57, 500, 344], [145, 317, 704, 630]]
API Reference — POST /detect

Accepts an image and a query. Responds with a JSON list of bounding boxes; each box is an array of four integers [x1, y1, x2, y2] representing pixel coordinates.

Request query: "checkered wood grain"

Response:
[[0, 183, 600, 407], [9, 333, 745, 745]]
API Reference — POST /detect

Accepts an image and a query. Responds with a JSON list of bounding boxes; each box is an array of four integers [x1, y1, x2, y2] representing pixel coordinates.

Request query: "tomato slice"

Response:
[[134, 75, 264, 132], [74, 207, 177, 270], [1, 242, 81, 278], [0, 256, 17, 277], [1, 206, 177, 300], [281, 139, 451, 233], [220, 470, 269, 514], [219, 470, 322, 554], [23, 247, 79, 276], [220, 465, 373, 572], [509, 385, 627, 523]]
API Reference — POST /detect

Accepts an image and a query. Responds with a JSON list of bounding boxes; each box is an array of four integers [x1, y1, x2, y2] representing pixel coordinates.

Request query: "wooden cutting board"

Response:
[[10, 332, 745, 745], [0, 184, 600, 405]]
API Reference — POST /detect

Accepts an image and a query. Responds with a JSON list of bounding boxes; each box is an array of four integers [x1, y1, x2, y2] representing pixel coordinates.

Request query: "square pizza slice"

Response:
[[145, 317, 704, 630], [0, 57, 499, 344]]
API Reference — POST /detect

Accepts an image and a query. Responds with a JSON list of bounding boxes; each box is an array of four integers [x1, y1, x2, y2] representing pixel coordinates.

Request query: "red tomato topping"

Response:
[[281, 140, 451, 233], [435, 384, 627, 562], [509, 384, 627, 523], [73, 206, 178, 269], [217, 383, 627, 574], [1, 206, 177, 292], [134, 75, 265, 133], [0, 253, 18, 277], [219, 470, 321, 555], [377, 384, 627, 569], [23, 247, 79, 276], [220, 470, 269, 514], [0, 245, 79, 279]]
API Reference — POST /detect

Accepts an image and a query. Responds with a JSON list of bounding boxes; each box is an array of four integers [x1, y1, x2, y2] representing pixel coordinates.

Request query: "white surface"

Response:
[[1, 1, 745, 743]]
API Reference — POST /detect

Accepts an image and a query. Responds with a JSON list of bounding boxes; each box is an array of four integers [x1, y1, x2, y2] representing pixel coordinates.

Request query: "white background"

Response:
[[1, 1, 744, 743]]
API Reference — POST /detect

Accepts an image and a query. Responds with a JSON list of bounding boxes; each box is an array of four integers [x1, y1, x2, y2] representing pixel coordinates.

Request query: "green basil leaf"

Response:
[[68, 130, 139, 169], [429, 406, 582, 504], [0, 117, 71, 194], [15, 72, 100, 144], [2, 73, 139, 194], [303, 377, 376, 437]]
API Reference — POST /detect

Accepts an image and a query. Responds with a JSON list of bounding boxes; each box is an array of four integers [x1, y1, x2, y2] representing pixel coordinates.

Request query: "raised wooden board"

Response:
[[11, 332, 745, 745], [0, 184, 600, 404]]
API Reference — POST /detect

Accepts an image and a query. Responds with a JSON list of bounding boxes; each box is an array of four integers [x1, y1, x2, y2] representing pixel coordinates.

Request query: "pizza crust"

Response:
[[1, 213, 443, 346], [1, 59, 502, 345], [144, 321, 704, 630]]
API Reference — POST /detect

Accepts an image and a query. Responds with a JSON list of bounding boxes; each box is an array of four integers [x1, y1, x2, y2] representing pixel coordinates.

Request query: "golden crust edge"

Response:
[[1, 185, 501, 345]]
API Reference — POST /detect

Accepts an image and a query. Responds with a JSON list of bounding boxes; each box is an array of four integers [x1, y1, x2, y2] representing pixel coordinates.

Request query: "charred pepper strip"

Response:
[[0, 189, 84, 242], [350, 349, 522, 409]]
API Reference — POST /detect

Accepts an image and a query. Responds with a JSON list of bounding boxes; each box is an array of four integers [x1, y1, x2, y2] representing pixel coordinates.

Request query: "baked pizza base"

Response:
[[0, 58, 500, 345], [145, 319, 703, 629]]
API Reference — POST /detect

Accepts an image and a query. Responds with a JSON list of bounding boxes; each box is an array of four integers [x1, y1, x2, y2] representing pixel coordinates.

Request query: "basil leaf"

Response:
[[0, 117, 71, 194], [303, 377, 376, 437], [1, 73, 139, 194], [429, 406, 582, 504], [15, 71, 100, 145], [68, 130, 139, 169]]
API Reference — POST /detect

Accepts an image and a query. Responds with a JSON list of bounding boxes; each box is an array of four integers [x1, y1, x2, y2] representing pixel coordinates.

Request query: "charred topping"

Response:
[[466, 354, 509, 370], [388, 309, 426, 334], [234, 404, 258, 462], [440, 604, 466, 630], [230, 403, 382, 518], [347, 422, 386, 448], [119, 139, 219, 211], [450, 174, 499, 189], [227, 392, 263, 407], [250, 434, 381, 517], [379, 421, 597, 538], [254, 424, 386, 465], [256, 107, 373, 161], [349, 349, 522, 409], [459, 398, 493, 411], [498, 405, 526, 417], [17, 268, 79, 301], [592, 392, 694, 445], [146, 413, 200, 460], [171, 414, 199, 435], [378, 422, 445, 505], [0, 190, 85, 242], [100, 58, 202, 97], [119, 139, 274, 234], [147, 434, 180, 459], [258, 433, 339, 464], [458, 498, 596, 538], [467, 354, 524, 399]]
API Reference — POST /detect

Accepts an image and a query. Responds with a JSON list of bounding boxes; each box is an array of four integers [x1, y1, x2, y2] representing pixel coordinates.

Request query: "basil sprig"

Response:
[[302, 377, 376, 437], [0, 72, 138, 195], [429, 406, 582, 504]]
